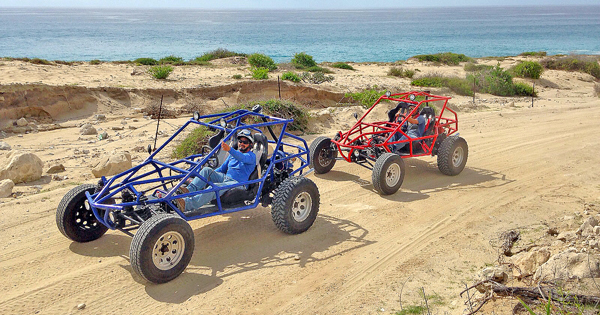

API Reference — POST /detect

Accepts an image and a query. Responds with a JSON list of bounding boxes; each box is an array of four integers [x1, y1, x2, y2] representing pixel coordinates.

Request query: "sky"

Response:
[[1, 0, 599, 9]]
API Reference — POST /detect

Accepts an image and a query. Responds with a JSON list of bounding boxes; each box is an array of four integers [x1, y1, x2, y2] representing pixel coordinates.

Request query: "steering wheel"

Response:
[[201, 145, 219, 168]]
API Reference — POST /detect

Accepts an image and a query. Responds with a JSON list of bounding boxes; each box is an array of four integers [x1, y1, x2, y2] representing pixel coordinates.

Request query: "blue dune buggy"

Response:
[[56, 105, 319, 283]]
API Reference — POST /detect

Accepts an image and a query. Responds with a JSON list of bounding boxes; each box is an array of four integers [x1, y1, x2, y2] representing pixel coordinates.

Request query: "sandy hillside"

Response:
[[0, 56, 599, 315]]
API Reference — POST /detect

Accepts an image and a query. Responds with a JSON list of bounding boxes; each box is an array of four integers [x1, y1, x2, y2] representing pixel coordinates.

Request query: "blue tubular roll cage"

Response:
[[85, 109, 311, 230]]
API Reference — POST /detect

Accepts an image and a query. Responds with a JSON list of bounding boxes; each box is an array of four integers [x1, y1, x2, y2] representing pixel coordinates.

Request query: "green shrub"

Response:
[[89, 59, 102, 65], [148, 65, 174, 79], [248, 53, 277, 71], [281, 71, 301, 82], [159, 55, 185, 65], [345, 87, 387, 108], [194, 48, 246, 62], [388, 66, 415, 78], [251, 67, 269, 80], [171, 126, 212, 159], [519, 51, 547, 57], [412, 52, 472, 65], [134, 58, 158, 65], [464, 62, 493, 72], [306, 66, 333, 73], [541, 55, 600, 79], [291, 52, 317, 69], [331, 62, 355, 70], [411, 75, 473, 96], [513, 82, 536, 96], [232, 74, 242, 79], [188, 59, 211, 66], [253, 99, 309, 132], [512, 61, 543, 79], [30, 58, 52, 65], [395, 305, 426, 315]]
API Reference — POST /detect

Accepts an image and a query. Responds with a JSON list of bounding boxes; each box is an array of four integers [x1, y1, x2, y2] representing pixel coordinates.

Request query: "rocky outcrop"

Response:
[[534, 251, 600, 281], [0, 151, 44, 184]]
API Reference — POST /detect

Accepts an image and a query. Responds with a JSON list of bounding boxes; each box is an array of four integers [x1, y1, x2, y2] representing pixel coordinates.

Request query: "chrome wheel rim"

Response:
[[292, 192, 312, 222], [152, 231, 185, 271], [385, 163, 401, 187], [452, 147, 464, 168]]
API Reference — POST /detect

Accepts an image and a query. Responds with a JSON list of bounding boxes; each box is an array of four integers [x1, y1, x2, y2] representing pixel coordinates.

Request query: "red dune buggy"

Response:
[[309, 91, 468, 195]]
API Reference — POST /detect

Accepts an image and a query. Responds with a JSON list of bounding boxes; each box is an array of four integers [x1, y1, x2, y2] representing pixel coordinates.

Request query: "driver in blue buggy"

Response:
[[175, 129, 257, 211]]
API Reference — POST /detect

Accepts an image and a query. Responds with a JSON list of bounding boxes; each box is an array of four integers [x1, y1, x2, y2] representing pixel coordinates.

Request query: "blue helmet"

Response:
[[237, 129, 254, 144]]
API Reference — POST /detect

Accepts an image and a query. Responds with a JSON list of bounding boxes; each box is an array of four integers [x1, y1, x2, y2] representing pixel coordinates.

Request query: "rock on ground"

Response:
[[92, 152, 132, 178], [0, 151, 44, 184], [80, 123, 97, 135], [534, 251, 600, 281], [0, 179, 14, 198], [0, 142, 11, 150], [46, 163, 65, 174]]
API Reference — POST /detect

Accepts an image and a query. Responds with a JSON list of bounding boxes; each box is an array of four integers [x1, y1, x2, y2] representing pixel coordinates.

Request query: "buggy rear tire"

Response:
[[271, 177, 320, 234], [372, 153, 405, 195], [130, 214, 194, 284], [309, 136, 337, 174], [56, 184, 108, 242], [437, 136, 468, 176]]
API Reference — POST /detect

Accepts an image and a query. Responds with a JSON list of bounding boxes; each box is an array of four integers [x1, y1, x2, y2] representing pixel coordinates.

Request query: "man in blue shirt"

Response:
[[176, 129, 256, 211], [391, 111, 427, 153]]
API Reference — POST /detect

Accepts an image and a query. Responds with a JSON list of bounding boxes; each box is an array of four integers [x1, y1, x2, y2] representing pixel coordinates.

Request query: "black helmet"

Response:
[[237, 129, 254, 144]]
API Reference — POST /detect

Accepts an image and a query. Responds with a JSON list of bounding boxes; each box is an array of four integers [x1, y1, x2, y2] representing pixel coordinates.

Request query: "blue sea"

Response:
[[0, 6, 599, 62]]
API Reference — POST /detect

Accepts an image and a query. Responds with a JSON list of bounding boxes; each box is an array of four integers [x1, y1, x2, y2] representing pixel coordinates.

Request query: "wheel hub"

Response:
[[452, 147, 464, 167], [318, 149, 332, 167], [74, 201, 100, 230], [152, 231, 185, 270], [292, 192, 312, 222], [385, 163, 401, 187]]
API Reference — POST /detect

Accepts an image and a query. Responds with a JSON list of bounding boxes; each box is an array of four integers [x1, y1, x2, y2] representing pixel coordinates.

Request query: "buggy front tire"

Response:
[[372, 153, 405, 195], [309, 136, 337, 174], [130, 214, 194, 284], [437, 136, 468, 176], [56, 184, 108, 242], [271, 177, 320, 234]]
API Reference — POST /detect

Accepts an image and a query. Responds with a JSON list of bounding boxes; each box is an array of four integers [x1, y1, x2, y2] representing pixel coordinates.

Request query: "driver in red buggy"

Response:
[[388, 102, 428, 153]]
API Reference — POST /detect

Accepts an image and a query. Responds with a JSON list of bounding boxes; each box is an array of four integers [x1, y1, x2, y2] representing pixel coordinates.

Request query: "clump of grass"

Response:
[[148, 65, 174, 79], [541, 55, 600, 79], [251, 67, 269, 80], [89, 59, 102, 65], [306, 66, 334, 73], [253, 99, 310, 132], [519, 51, 547, 57], [248, 53, 277, 71], [300, 72, 334, 84], [194, 48, 246, 62], [331, 62, 355, 70], [412, 52, 472, 65], [159, 55, 185, 65], [467, 64, 536, 96], [291, 52, 317, 69], [171, 126, 212, 159], [464, 62, 493, 72], [232, 74, 242, 79], [388, 66, 415, 78], [30, 58, 52, 65], [281, 71, 301, 82], [54, 60, 75, 65], [134, 58, 158, 65], [345, 86, 387, 108], [412, 74, 473, 96], [395, 305, 426, 315], [511, 61, 543, 79]]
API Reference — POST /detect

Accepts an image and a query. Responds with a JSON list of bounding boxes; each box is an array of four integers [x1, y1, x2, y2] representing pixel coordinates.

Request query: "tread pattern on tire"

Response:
[[372, 153, 405, 195], [130, 213, 194, 284], [271, 176, 320, 234], [437, 136, 468, 176], [309, 136, 336, 174], [56, 183, 108, 242]]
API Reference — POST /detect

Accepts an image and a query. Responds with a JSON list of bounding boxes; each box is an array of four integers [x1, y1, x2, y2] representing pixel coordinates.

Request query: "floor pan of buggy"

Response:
[[183, 201, 251, 216]]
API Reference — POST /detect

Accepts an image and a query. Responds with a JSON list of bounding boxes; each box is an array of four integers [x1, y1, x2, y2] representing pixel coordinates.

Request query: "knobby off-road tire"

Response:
[[437, 136, 468, 176], [130, 214, 194, 284], [372, 153, 405, 195], [271, 176, 320, 234], [309, 136, 337, 174], [56, 183, 108, 242]]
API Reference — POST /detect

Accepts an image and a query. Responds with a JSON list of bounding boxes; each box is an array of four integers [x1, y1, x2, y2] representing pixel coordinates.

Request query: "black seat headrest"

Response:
[[208, 129, 225, 149], [253, 133, 269, 168], [419, 107, 435, 119]]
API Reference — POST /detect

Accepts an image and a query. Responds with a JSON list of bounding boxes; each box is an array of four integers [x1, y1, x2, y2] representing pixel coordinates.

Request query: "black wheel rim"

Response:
[[74, 199, 102, 231]]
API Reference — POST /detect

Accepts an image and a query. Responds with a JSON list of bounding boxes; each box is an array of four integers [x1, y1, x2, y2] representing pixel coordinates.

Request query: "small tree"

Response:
[[291, 52, 317, 69]]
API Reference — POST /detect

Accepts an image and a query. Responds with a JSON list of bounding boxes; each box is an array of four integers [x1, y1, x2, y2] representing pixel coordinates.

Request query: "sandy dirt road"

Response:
[[1, 68, 600, 314]]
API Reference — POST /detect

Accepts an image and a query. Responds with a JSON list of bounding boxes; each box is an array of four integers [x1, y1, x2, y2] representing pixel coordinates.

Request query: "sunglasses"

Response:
[[238, 138, 251, 145]]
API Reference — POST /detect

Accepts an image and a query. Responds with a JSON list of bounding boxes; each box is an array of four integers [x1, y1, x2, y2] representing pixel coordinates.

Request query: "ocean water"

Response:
[[0, 6, 599, 62]]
